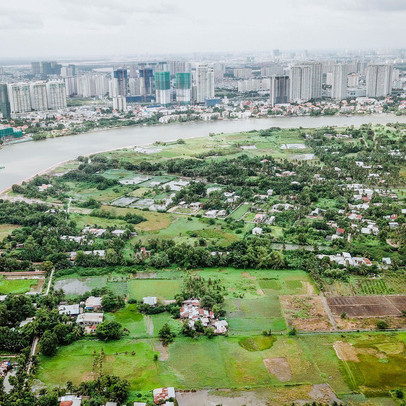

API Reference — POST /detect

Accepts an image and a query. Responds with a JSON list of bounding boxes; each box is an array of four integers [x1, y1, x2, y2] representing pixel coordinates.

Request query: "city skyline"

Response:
[[2, 0, 406, 59]]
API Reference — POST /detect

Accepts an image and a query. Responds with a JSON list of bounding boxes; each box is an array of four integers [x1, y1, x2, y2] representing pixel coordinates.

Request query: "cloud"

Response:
[[0, 9, 44, 30], [305, 0, 406, 12]]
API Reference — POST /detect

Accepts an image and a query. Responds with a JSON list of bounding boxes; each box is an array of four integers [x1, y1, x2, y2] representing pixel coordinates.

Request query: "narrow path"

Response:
[[321, 296, 338, 331], [145, 315, 154, 336], [44, 269, 54, 296]]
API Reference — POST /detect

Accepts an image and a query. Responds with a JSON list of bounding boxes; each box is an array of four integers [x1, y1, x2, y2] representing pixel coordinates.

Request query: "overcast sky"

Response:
[[2, 0, 406, 59]]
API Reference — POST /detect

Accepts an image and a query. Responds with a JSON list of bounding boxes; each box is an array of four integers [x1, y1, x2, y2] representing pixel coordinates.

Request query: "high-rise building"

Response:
[[366, 64, 393, 98], [176, 73, 192, 104], [30, 82, 48, 111], [46, 81, 67, 110], [0, 84, 11, 118], [270, 75, 290, 106], [111, 68, 128, 97], [213, 63, 225, 82], [155, 71, 171, 105], [233, 68, 252, 79], [196, 65, 214, 103], [113, 96, 127, 111], [347, 73, 360, 88], [331, 64, 348, 100], [139, 68, 154, 99], [32, 61, 62, 76], [169, 61, 190, 77], [289, 62, 322, 102], [61, 64, 76, 77], [8, 83, 32, 114], [31, 62, 41, 75]]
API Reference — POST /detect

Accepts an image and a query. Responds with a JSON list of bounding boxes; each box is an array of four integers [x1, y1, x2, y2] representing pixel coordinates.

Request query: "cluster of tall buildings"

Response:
[[31, 61, 63, 77], [266, 61, 395, 106], [0, 81, 67, 117]]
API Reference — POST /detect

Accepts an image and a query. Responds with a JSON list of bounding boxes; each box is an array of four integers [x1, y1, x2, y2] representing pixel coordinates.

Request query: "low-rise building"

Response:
[[153, 387, 176, 405], [85, 296, 102, 311], [76, 312, 104, 326], [58, 304, 80, 316]]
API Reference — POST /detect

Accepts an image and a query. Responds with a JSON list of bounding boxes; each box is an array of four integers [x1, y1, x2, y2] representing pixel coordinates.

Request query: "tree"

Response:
[[376, 320, 389, 330], [40, 331, 58, 356], [101, 293, 125, 312], [158, 323, 175, 345], [96, 321, 122, 341]]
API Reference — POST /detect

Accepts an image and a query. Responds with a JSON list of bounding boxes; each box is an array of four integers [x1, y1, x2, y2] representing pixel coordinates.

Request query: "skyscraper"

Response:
[[366, 64, 393, 98], [112, 68, 128, 97], [196, 65, 214, 103], [155, 71, 171, 105], [269, 75, 290, 106], [176, 73, 192, 104], [46, 81, 67, 110], [289, 62, 322, 102], [8, 83, 32, 114], [0, 84, 11, 118], [30, 82, 48, 111], [139, 68, 154, 100], [331, 64, 348, 100]]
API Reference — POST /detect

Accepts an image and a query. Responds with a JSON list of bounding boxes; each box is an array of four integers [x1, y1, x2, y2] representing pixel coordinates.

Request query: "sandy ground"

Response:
[[263, 357, 292, 381]]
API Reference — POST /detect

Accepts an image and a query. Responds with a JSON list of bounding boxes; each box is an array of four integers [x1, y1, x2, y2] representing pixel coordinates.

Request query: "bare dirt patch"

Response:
[[263, 357, 292, 381], [242, 272, 256, 280], [256, 289, 265, 296], [145, 316, 154, 336], [280, 295, 333, 331], [333, 341, 359, 362], [303, 281, 315, 295], [154, 341, 169, 361]]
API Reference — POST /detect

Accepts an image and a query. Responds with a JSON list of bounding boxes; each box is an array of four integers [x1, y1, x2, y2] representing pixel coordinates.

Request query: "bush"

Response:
[[376, 320, 389, 330]]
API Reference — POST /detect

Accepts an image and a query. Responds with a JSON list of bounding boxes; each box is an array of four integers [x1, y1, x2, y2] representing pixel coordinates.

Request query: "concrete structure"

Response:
[[76, 313, 104, 326], [85, 296, 102, 311], [30, 82, 48, 111], [58, 304, 80, 316], [111, 68, 128, 97], [46, 81, 67, 109], [196, 64, 214, 103], [155, 71, 171, 105], [142, 296, 157, 306], [175, 72, 191, 104], [290, 62, 322, 102], [0, 84, 10, 118], [332, 64, 348, 100], [366, 63, 393, 98], [270, 75, 290, 106], [8, 83, 31, 114]]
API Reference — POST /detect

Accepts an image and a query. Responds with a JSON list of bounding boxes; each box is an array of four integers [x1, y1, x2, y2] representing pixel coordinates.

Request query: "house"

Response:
[[136, 247, 151, 259], [336, 228, 345, 236], [213, 320, 229, 334], [76, 313, 104, 326], [82, 227, 107, 237], [143, 297, 157, 306], [111, 229, 126, 237], [105, 403, 118, 406], [85, 296, 102, 311], [252, 227, 263, 235], [389, 222, 399, 229], [133, 403, 147, 406], [58, 395, 82, 406], [382, 257, 392, 266], [254, 213, 266, 223], [0, 360, 11, 377], [153, 387, 176, 405], [38, 184, 52, 192], [58, 304, 80, 316], [205, 210, 218, 218], [19, 317, 35, 328]]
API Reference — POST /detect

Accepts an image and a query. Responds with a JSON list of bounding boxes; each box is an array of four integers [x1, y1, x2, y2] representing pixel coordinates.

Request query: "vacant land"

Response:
[[0, 277, 39, 294]]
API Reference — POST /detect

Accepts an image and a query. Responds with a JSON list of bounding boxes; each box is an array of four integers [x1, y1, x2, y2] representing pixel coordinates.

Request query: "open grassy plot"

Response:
[[128, 279, 182, 301], [0, 277, 38, 294], [0, 224, 20, 241], [37, 335, 352, 395]]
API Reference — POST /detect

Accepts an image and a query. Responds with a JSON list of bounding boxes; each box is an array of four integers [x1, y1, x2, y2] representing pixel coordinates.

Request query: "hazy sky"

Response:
[[2, 0, 406, 59]]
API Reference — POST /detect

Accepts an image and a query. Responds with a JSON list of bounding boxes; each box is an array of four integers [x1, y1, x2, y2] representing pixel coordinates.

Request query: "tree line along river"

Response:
[[1, 114, 406, 192]]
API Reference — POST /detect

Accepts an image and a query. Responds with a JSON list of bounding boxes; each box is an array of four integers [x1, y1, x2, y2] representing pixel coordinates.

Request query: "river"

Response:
[[1, 114, 406, 192]]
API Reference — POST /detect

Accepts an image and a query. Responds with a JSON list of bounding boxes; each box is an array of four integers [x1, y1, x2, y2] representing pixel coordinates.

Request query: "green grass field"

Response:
[[0, 277, 38, 294], [128, 279, 182, 301]]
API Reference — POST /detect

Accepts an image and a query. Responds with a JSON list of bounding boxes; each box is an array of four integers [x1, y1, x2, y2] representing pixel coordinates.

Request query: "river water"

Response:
[[1, 114, 405, 191]]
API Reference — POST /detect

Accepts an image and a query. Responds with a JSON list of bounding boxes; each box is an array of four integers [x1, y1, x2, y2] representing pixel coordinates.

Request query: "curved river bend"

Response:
[[1, 114, 406, 191]]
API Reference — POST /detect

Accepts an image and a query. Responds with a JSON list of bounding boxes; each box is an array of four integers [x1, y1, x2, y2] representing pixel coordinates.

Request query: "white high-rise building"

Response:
[[30, 82, 48, 111], [46, 81, 67, 110], [289, 63, 322, 102], [347, 73, 359, 88], [8, 83, 32, 114], [366, 64, 393, 98], [331, 64, 348, 100], [128, 77, 141, 96], [113, 96, 127, 111], [196, 65, 215, 103]]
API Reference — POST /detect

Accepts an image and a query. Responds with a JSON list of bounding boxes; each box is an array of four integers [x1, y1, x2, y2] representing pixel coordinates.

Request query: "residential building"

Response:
[[30, 82, 48, 111], [111, 68, 128, 97], [332, 64, 348, 100], [289, 62, 322, 102], [76, 313, 104, 326], [58, 304, 80, 316], [196, 64, 214, 103], [46, 81, 67, 109], [155, 71, 171, 105], [85, 296, 102, 311], [139, 68, 154, 99], [366, 63, 393, 97], [0, 84, 10, 118], [175, 72, 191, 104], [233, 68, 252, 79], [8, 83, 32, 114], [270, 75, 290, 106]]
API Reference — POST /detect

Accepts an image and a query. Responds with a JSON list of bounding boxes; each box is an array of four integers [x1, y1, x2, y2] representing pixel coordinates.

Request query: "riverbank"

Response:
[[1, 113, 406, 193]]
